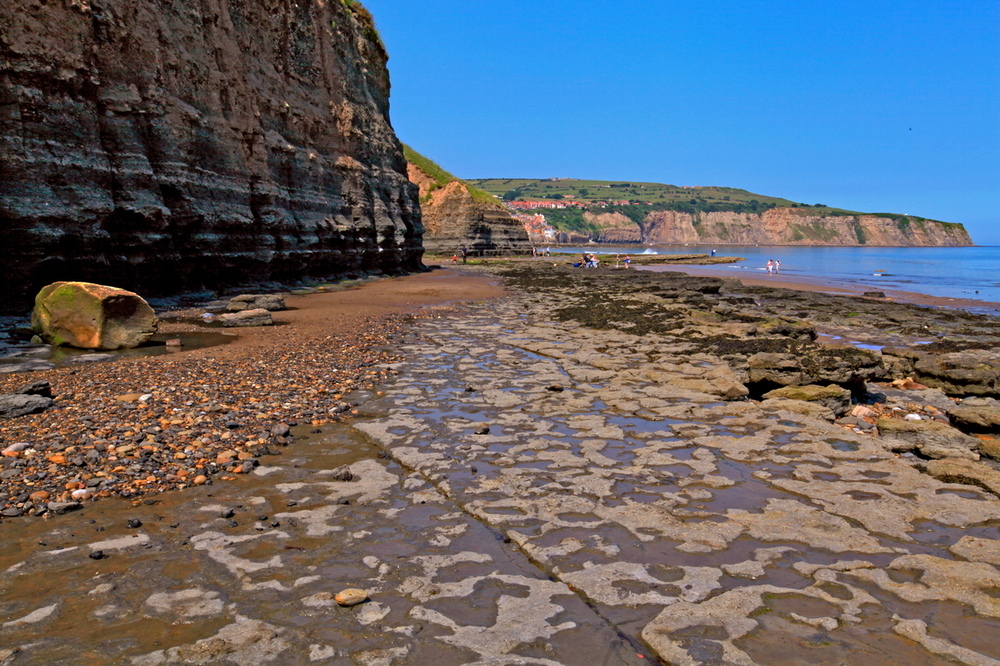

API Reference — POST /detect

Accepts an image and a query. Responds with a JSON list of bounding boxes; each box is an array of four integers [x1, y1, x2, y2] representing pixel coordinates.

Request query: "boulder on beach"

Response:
[[220, 308, 274, 327], [763, 384, 852, 416], [226, 294, 287, 312], [31, 282, 158, 350], [877, 416, 981, 460], [947, 398, 1000, 433]]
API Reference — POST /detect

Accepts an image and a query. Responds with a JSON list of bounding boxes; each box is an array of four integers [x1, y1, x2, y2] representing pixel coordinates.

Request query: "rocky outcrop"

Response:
[[31, 281, 158, 349], [226, 294, 286, 312], [584, 208, 972, 246], [585, 212, 642, 243], [0, 0, 422, 313], [406, 151, 531, 255]]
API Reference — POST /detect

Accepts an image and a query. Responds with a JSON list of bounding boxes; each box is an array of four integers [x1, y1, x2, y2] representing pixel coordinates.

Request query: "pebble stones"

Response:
[[334, 588, 368, 607]]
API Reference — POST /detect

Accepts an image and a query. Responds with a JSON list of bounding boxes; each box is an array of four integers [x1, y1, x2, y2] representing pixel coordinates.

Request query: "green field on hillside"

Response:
[[467, 177, 851, 214]]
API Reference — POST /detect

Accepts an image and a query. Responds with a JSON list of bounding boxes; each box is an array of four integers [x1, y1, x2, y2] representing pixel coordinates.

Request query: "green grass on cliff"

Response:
[[403, 145, 503, 207], [469, 177, 851, 214], [337, 0, 386, 54]]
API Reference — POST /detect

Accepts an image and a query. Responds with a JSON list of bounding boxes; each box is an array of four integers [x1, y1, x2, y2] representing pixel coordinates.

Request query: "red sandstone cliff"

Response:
[[583, 209, 972, 246]]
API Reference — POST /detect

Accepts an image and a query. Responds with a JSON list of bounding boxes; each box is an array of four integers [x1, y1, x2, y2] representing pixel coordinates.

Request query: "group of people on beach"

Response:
[[576, 253, 631, 269], [766, 259, 781, 275]]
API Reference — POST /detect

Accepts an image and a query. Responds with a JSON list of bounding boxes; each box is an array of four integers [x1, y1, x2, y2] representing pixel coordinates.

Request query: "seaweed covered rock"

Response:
[[31, 282, 158, 350]]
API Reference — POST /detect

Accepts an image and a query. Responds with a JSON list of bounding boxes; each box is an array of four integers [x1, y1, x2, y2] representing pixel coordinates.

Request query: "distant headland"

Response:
[[469, 177, 973, 247]]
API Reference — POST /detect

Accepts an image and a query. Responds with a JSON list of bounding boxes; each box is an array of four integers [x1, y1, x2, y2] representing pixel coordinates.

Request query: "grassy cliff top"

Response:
[[467, 177, 956, 225], [469, 177, 843, 211], [404, 146, 502, 207]]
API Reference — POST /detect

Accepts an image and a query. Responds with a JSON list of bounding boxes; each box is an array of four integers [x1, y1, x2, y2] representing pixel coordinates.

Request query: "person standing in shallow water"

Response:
[[774, 259, 781, 274], [766, 259, 774, 275]]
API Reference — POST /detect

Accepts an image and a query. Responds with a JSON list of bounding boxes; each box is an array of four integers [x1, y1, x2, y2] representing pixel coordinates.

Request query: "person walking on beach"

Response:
[[774, 259, 781, 274], [624, 255, 631, 269], [766, 259, 774, 275]]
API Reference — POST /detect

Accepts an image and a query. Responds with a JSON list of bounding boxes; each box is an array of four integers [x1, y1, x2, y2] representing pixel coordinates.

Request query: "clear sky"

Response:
[[363, 0, 999, 244]]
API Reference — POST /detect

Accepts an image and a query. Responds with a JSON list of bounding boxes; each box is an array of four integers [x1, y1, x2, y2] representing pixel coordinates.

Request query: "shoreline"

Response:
[[0, 269, 505, 514], [3, 264, 1000, 663], [640, 262, 1000, 314]]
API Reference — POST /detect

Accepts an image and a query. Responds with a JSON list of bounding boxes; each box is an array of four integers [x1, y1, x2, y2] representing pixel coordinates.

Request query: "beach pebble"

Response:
[[904, 413, 923, 421], [330, 465, 353, 482], [334, 588, 368, 607]]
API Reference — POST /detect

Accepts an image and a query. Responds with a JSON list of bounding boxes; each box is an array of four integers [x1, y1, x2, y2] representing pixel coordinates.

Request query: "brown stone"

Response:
[[31, 282, 158, 350], [334, 588, 368, 607]]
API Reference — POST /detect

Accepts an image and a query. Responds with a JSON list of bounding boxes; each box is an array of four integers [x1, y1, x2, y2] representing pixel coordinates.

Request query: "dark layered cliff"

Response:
[[404, 146, 531, 255], [0, 0, 422, 312]]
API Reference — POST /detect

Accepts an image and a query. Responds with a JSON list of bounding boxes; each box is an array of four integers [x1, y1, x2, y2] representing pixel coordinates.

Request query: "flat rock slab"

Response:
[[3, 281, 1000, 666], [220, 309, 274, 327]]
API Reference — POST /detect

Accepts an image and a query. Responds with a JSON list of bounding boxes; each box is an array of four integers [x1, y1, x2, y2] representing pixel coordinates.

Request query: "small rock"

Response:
[[220, 309, 273, 328], [475, 426, 491, 435], [47, 501, 82, 515], [330, 465, 353, 482], [334, 588, 368, 606], [127, 518, 143, 528], [165, 338, 182, 348], [0, 393, 53, 419], [89, 550, 105, 560], [193, 475, 208, 485], [904, 413, 923, 421]]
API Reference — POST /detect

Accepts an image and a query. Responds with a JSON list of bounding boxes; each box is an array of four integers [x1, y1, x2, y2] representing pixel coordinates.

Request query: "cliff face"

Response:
[[586, 209, 973, 246], [407, 162, 531, 255], [0, 0, 422, 311], [583, 212, 642, 243]]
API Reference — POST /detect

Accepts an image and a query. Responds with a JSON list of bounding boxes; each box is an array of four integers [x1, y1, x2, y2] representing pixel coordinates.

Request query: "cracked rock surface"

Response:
[[2, 266, 1000, 664]]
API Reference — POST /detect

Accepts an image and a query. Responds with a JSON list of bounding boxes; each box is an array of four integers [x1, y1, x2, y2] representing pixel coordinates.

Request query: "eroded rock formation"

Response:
[[0, 0, 422, 313], [406, 157, 531, 256], [583, 208, 973, 246]]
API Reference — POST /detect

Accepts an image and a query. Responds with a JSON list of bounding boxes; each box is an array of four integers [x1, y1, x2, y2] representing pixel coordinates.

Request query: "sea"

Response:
[[562, 245, 1000, 311]]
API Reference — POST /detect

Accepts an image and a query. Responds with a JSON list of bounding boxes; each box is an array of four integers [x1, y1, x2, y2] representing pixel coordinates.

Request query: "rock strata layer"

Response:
[[407, 161, 531, 255], [583, 208, 973, 246], [0, 0, 422, 313]]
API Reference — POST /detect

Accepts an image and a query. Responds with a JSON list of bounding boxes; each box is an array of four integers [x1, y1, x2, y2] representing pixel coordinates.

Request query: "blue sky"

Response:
[[363, 0, 999, 244]]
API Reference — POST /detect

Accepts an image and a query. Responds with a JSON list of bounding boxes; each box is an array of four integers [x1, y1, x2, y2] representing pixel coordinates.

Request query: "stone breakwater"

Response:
[[1, 266, 1000, 664]]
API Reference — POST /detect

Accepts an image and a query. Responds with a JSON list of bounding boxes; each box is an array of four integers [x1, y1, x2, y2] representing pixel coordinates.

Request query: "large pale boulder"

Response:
[[31, 282, 158, 350]]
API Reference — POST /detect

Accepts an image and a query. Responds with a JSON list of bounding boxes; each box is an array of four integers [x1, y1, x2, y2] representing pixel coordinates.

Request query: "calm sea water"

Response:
[[565, 245, 1000, 306]]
